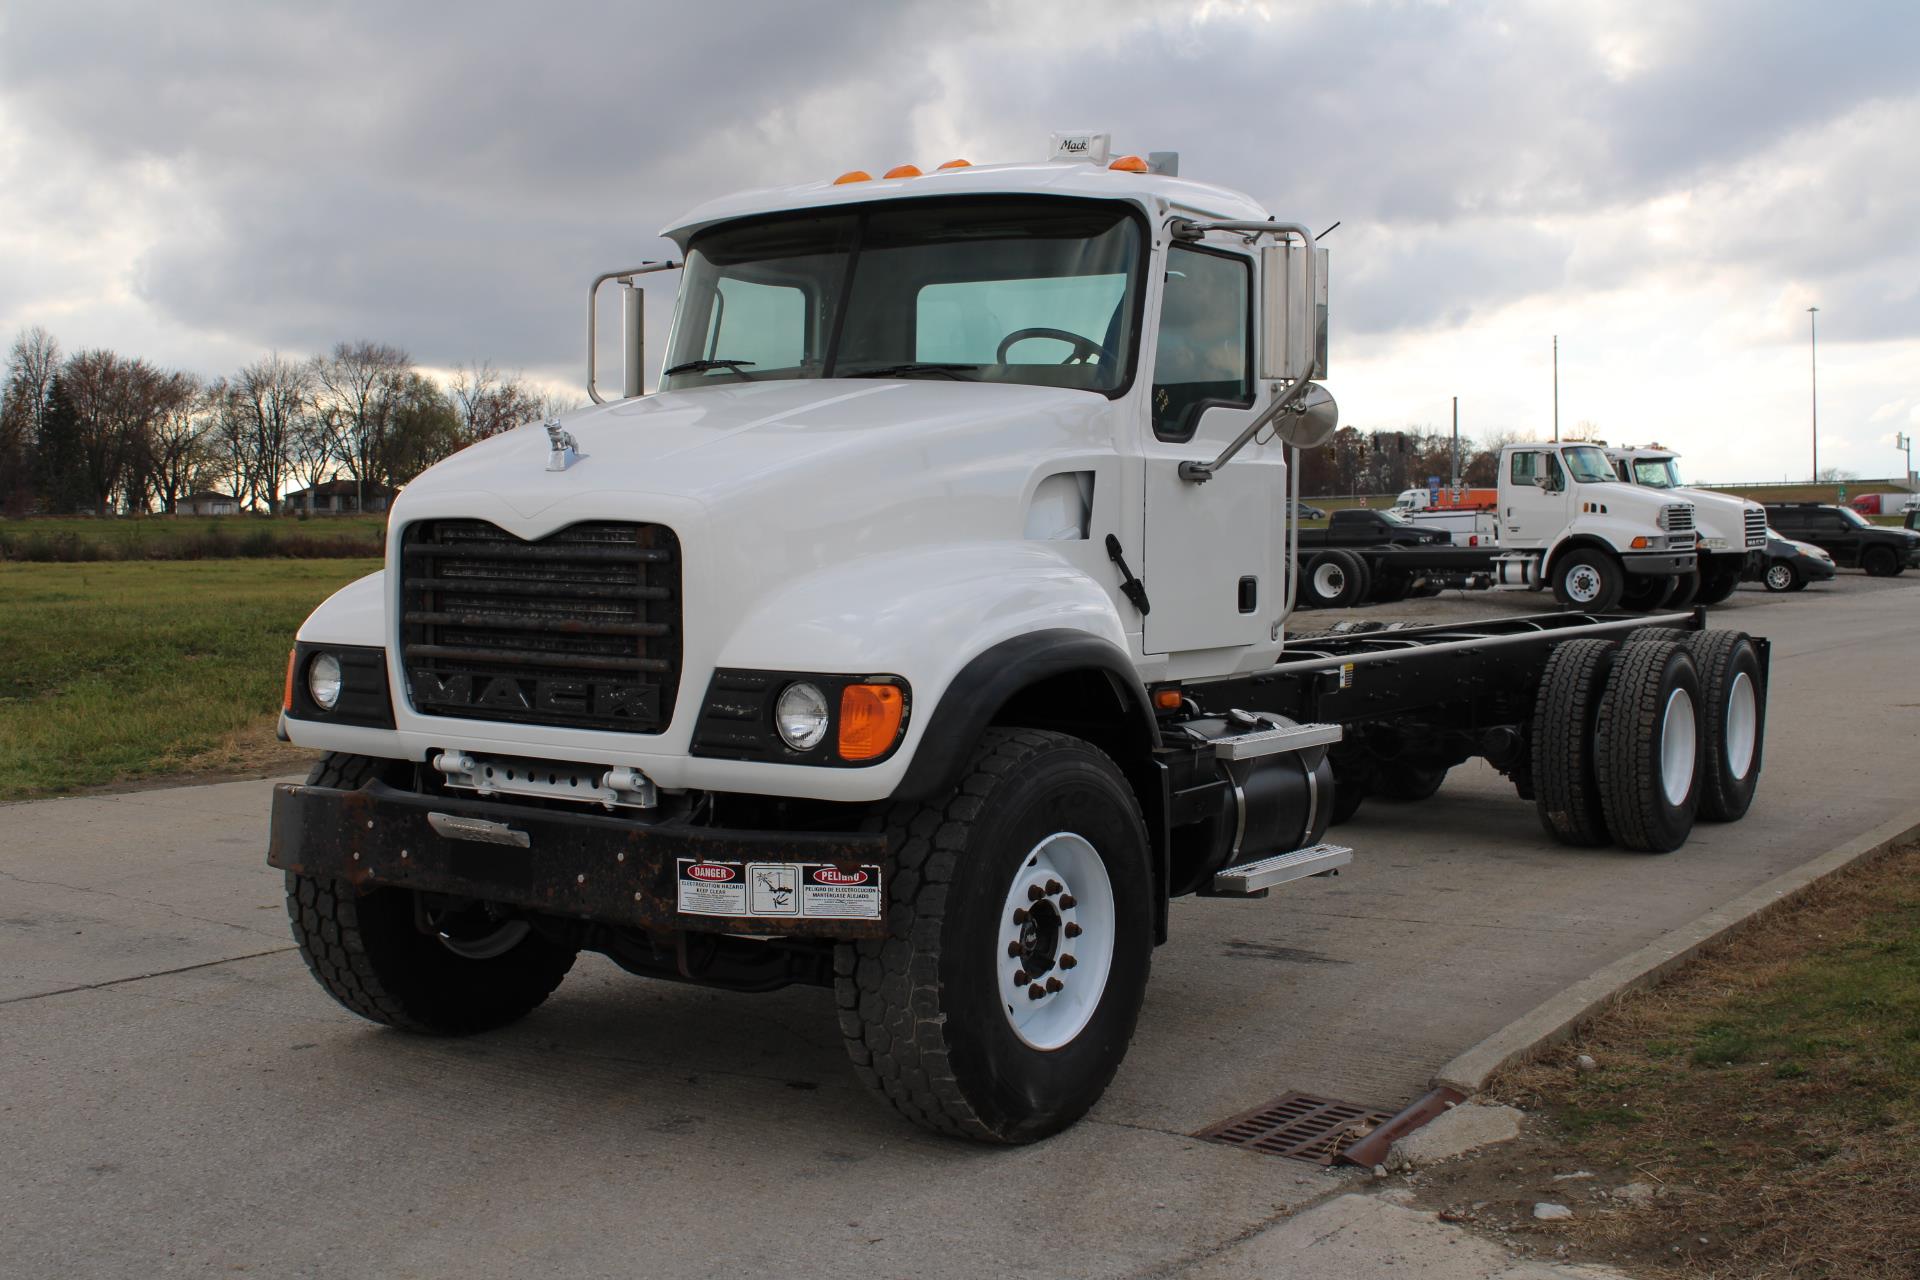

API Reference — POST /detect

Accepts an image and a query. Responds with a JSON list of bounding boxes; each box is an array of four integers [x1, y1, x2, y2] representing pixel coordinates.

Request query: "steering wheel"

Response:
[[995, 327, 1106, 365]]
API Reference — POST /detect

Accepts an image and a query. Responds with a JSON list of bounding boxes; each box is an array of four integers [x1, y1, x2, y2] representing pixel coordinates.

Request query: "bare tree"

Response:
[[313, 340, 409, 509], [2, 326, 62, 511], [60, 349, 171, 514], [203, 378, 260, 510], [233, 354, 311, 513], [451, 361, 546, 442], [146, 372, 211, 513]]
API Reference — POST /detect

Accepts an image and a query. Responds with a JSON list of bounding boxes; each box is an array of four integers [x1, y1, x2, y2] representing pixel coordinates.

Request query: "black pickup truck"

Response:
[[1297, 507, 1450, 549], [1763, 503, 1920, 577]]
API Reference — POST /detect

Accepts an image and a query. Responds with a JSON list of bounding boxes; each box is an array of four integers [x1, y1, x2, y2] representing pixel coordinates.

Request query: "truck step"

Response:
[[1211, 721, 1342, 761], [1209, 843, 1352, 896]]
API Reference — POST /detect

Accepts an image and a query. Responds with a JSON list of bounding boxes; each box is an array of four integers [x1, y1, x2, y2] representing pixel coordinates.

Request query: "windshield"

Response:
[[1627, 456, 1683, 488], [1837, 506, 1873, 528], [663, 198, 1144, 394], [1562, 446, 1615, 484], [1377, 509, 1413, 525]]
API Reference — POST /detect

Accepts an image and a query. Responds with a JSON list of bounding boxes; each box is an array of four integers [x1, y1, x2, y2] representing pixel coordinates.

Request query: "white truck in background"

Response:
[[1605, 446, 1767, 605], [266, 134, 1771, 1144]]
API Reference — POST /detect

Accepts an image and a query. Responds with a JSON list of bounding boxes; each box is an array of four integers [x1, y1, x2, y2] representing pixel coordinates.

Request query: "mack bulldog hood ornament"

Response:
[[545, 418, 581, 472]]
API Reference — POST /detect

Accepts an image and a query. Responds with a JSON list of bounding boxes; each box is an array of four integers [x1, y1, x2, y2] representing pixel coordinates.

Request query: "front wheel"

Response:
[[285, 753, 577, 1034], [1551, 549, 1625, 613], [1762, 561, 1799, 593], [835, 728, 1153, 1143]]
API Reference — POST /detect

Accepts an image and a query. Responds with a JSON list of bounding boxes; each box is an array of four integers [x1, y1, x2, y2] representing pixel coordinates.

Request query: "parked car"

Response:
[[1760, 529, 1836, 592], [1763, 502, 1920, 576], [1289, 500, 1328, 520]]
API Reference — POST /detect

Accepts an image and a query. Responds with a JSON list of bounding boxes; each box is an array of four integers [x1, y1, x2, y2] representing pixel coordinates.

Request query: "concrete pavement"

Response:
[[2, 574, 1915, 1278]]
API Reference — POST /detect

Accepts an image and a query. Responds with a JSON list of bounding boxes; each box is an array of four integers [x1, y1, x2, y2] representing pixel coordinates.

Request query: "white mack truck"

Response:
[[269, 134, 1771, 1143]]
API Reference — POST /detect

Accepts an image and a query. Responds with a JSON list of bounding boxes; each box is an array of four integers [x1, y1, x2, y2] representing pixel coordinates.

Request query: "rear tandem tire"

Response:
[[1531, 638, 1618, 847], [1683, 631, 1766, 823], [834, 728, 1153, 1144], [1594, 642, 1704, 853], [285, 755, 577, 1035]]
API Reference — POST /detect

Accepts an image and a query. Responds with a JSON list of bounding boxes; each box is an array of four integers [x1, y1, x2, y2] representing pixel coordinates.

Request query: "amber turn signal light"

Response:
[[1152, 687, 1183, 711], [282, 648, 297, 712], [838, 684, 905, 760]]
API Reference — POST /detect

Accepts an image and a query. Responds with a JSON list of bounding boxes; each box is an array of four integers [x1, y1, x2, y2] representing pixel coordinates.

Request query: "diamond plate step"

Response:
[[1210, 842, 1351, 895]]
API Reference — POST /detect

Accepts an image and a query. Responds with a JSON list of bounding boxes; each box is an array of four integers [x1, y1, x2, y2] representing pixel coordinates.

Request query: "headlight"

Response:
[[307, 652, 343, 710], [1697, 536, 1730, 551], [774, 681, 830, 750]]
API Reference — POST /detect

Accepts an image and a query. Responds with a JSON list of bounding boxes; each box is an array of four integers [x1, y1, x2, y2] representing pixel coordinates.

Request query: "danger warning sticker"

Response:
[[675, 859, 882, 920]]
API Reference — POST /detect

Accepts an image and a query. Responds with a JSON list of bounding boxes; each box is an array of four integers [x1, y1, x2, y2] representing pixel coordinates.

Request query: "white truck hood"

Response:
[[403, 378, 1107, 519]]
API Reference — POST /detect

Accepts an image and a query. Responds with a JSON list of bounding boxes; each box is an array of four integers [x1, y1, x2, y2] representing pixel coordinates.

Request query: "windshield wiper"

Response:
[[663, 358, 757, 376], [845, 363, 978, 380]]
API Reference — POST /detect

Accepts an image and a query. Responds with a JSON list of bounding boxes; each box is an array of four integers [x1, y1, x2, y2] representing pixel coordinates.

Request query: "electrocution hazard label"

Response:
[[675, 859, 882, 920]]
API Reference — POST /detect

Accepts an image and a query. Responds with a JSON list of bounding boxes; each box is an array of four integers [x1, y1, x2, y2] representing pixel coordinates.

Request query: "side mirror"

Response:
[[1534, 475, 1552, 491], [1259, 242, 1328, 382]]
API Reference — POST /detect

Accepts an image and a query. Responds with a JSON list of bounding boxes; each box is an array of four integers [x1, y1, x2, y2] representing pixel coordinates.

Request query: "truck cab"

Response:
[[1487, 441, 1696, 611], [1605, 446, 1766, 604]]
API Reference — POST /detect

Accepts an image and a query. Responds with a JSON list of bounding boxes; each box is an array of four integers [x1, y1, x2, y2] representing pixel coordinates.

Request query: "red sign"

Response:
[[811, 867, 870, 886], [686, 864, 737, 882]]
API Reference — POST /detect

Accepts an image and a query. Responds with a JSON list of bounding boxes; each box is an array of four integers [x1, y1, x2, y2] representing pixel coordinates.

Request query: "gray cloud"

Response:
[[1, 0, 1916, 384]]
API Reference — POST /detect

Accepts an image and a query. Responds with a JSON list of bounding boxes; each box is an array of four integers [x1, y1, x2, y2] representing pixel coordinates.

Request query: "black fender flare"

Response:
[[891, 629, 1159, 802]]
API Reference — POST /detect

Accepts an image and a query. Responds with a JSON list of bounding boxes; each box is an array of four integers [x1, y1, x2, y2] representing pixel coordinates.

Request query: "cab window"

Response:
[[1151, 244, 1252, 440], [1509, 451, 1565, 490]]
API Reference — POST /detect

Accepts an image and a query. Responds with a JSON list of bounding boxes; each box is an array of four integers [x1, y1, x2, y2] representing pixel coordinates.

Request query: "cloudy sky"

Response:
[[2, 0, 1915, 482]]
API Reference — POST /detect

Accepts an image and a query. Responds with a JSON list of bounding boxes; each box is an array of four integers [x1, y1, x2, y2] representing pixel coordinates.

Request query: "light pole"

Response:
[[1808, 306, 1819, 481], [1898, 431, 1914, 488], [1552, 335, 1559, 443]]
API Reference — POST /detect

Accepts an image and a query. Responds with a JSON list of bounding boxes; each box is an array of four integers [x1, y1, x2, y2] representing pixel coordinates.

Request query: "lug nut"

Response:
[[1013, 969, 1028, 985], [1064, 922, 1082, 938], [1007, 940, 1023, 958], [1045, 879, 1062, 895], [1028, 884, 1045, 902], [1059, 954, 1077, 969], [1045, 977, 1063, 993], [1012, 908, 1028, 925], [1059, 894, 1077, 910], [1027, 983, 1046, 1000]]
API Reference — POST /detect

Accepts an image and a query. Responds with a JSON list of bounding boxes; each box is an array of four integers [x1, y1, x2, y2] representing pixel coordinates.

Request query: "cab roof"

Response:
[[658, 160, 1273, 247]]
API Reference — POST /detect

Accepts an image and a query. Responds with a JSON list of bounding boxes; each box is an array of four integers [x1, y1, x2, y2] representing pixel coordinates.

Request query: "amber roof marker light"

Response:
[[883, 164, 923, 179], [833, 170, 873, 185]]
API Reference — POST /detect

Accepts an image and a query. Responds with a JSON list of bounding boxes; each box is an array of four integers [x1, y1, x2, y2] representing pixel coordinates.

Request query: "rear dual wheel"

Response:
[[1595, 642, 1703, 853], [1299, 550, 1370, 609]]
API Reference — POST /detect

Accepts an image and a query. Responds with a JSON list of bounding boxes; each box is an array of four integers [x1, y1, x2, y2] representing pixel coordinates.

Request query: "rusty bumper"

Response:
[[266, 781, 891, 940]]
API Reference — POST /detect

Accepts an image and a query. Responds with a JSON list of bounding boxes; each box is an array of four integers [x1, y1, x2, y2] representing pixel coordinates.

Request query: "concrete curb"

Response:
[[1432, 803, 1920, 1094]]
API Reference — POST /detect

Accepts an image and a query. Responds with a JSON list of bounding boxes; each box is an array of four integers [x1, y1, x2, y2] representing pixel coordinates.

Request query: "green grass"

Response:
[[0, 559, 379, 799]]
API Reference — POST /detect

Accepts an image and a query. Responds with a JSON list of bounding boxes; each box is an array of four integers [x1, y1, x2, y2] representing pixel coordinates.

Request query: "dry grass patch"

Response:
[[1415, 842, 1920, 1278]]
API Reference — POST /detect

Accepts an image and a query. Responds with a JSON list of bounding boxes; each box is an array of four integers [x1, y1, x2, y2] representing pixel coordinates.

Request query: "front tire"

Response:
[[834, 728, 1152, 1143], [285, 753, 577, 1035], [1551, 549, 1625, 613], [1696, 559, 1743, 605], [1763, 561, 1799, 593]]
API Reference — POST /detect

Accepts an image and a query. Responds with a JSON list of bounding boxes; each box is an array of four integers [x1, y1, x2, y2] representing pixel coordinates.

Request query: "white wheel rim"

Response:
[[997, 832, 1115, 1051], [1767, 565, 1791, 590], [1565, 566, 1602, 604], [1312, 562, 1346, 598], [1725, 671, 1757, 780], [1660, 687, 1698, 806]]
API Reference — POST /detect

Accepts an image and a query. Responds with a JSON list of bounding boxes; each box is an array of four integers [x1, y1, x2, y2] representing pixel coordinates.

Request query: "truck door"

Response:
[[1140, 242, 1279, 655], [1502, 448, 1568, 547]]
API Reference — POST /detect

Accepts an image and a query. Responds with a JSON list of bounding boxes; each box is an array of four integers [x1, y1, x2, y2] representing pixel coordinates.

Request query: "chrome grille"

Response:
[[400, 519, 680, 733], [1660, 503, 1695, 535], [1744, 506, 1767, 549]]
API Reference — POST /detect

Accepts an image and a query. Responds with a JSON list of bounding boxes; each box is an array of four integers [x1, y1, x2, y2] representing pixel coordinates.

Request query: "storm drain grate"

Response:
[[1195, 1092, 1396, 1165]]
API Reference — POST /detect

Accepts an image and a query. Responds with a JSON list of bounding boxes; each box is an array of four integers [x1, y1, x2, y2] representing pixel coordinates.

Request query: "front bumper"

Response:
[[266, 781, 890, 940], [1621, 550, 1698, 577]]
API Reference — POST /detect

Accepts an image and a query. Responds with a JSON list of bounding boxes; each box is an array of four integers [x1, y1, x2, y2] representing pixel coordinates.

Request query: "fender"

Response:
[[296, 571, 387, 646], [892, 627, 1159, 801]]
